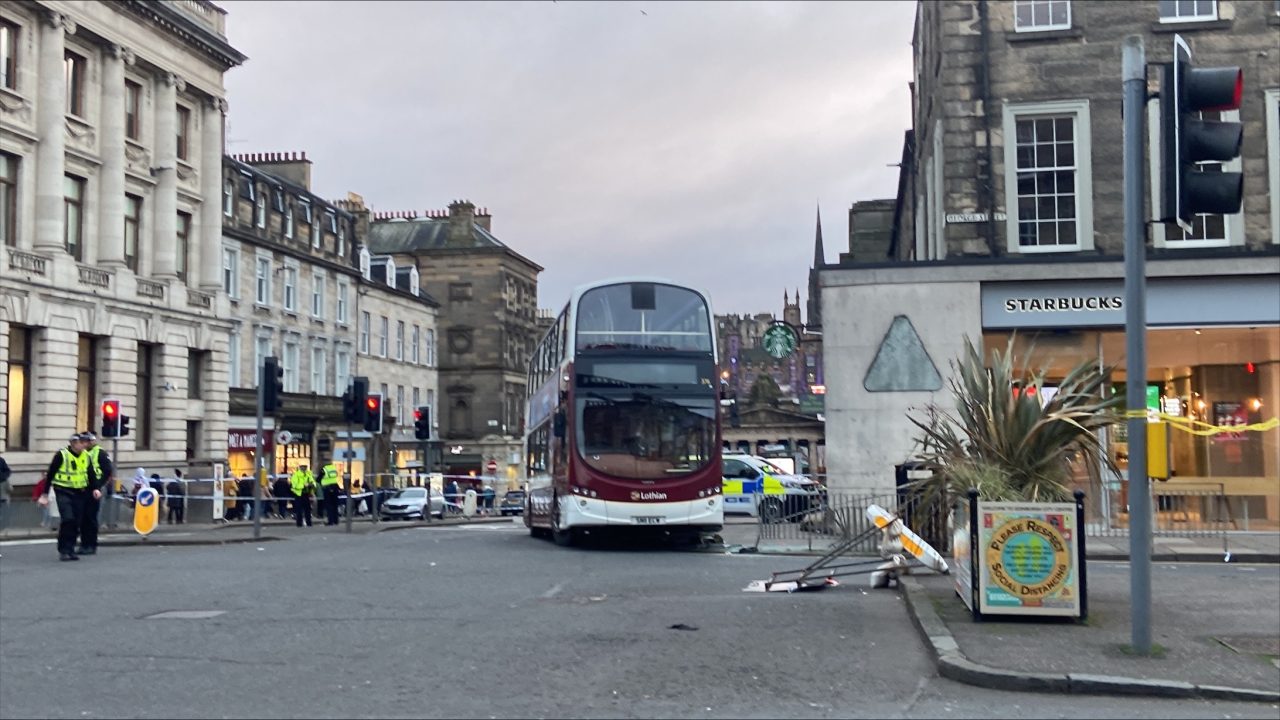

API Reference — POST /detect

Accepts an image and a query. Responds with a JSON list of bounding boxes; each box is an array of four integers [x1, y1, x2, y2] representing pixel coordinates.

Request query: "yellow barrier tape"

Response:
[[1120, 410, 1279, 436]]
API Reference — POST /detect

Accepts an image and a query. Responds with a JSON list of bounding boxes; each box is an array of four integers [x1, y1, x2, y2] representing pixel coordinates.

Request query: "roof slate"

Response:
[[366, 218, 505, 254]]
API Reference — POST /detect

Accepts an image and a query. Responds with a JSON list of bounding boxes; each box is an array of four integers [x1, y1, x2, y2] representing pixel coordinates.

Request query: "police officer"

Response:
[[320, 462, 341, 525], [45, 434, 98, 561], [290, 464, 317, 527], [78, 432, 113, 555]]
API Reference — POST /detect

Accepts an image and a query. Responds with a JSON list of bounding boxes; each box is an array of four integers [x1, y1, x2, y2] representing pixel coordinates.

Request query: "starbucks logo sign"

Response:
[[761, 322, 798, 359]]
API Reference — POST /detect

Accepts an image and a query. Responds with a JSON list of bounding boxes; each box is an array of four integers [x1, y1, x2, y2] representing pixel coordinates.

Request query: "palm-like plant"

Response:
[[906, 334, 1121, 508]]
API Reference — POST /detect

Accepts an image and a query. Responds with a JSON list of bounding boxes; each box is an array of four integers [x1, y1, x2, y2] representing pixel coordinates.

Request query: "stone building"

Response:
[[823, 0, 1280, 516], [1, 0, 244, 483], [366, 201, 541, 489], [220, 153, 439, 484]]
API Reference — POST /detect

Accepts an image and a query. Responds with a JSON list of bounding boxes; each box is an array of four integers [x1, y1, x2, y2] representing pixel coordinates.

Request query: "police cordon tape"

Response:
[[1121, 409, 1278, 436]]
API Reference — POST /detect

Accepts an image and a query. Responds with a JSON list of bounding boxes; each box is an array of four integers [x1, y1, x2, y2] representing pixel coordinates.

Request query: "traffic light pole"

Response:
[[252, 372, 266, 541], [345, 423, 355, 534], [1122, 34, 1153, 656], [109, 437, 119, 529]]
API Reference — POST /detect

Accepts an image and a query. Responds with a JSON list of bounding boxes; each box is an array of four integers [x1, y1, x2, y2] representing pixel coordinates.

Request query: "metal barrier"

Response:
[[754, 491, 952, 556], [1086, 484, 1235, 538]]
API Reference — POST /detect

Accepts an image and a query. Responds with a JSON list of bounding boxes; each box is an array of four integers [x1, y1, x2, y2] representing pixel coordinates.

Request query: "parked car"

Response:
[[499, 490, 526, 516], [380, 487, 446, 521], [721, 453, 823, 522]]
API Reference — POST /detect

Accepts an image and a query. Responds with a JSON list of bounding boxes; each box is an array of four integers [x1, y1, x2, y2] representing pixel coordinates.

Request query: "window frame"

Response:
[[228, 327, 241, 388], [395, 320, 405, 361], [311, 269, 325, 319], [282, 262, 299, 313], [125, 80, 142, 140], [176, 105, 191, 161], [1002, 99, 1095, 254], [124, 194, 142, 272], [5, 325, 32, 449], [359, 311, 371, 354], [282, 338, 300, 393], [255, 187, 266, 228], [1157, 0, 1217, 22], [1148, 104, 1244, 248], [1267, 89, 1280, 247], [284, 202, 294, 239], [176, 211, 192, 282], [254, 335, 271, 386], [335, 347, 350, 395], [255, 254, 272, 306], [378, 316, 389, 358], [411, 325, 421, 364], [1013, 0, 1072, 32], [0, 151, 17, 248], [64, 49, 86, 117], [336, 278, 350, 324], [222, 246, 240, 299], [63, 174, 85, 261], [0, 18, 17, 92], [310, 345, 326, 395], [223, 176, 234, 217]]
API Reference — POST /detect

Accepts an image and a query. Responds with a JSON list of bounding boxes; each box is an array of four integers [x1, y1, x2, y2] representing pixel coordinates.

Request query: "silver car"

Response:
[[380, 487, 446, 521]]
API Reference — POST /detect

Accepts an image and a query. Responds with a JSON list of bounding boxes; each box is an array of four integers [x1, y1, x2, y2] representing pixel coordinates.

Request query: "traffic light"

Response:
[[101, 399, 121, 437], [343, 376, 369, 425], [363, 393, 383, 433], [1159, 35, 1243, 227], [413, 405, 431, 440], [262, 356, 285, 413]]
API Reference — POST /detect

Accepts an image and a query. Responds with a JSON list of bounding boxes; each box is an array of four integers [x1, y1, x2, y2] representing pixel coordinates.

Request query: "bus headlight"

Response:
[[589, 490, 598, 498]]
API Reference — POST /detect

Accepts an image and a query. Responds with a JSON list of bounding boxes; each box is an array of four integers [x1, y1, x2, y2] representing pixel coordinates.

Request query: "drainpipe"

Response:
[[978, 0, 999, 256]]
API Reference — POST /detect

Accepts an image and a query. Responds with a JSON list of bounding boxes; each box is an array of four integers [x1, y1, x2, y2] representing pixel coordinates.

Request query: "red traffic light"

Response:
[[102, 401, 119, 417], [366, 397, 381, 411], [413, 409, 423, 421]]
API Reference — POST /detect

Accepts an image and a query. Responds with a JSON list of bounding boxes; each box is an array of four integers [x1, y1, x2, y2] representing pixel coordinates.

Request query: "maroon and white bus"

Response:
[[523, 278, 724, 546]]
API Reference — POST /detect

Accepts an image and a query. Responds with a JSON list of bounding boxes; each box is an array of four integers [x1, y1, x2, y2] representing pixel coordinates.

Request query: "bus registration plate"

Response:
[[633, 516, 665, 525]]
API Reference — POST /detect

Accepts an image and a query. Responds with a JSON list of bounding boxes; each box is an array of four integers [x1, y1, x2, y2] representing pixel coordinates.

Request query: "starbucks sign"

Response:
[[761, 322, 799, 359]]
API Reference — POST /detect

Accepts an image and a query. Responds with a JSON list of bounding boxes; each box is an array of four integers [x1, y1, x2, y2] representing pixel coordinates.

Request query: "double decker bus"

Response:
[[524, 278, 724, 546]]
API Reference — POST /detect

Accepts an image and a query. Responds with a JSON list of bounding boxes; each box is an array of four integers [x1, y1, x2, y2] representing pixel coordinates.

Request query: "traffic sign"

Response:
[[134, 487, 159, 536], [486, 460, 498, 474]]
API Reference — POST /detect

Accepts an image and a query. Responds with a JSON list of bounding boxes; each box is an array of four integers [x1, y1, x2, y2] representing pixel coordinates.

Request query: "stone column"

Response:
[[96, 44, 133, 268], [199, 97, 226, 291], [151, 72, 182, 280], [33, 11, 73, 253]]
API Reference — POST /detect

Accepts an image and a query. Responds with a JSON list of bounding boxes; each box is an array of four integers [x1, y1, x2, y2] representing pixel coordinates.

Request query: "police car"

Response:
[[721, 453, 823, 522]]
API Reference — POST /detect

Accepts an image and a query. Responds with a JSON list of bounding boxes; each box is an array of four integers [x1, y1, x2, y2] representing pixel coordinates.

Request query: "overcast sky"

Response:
[[221, 0, 916, 317]]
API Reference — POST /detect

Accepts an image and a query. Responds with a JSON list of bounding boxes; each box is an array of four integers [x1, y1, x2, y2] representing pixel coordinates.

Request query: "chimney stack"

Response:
[[239, 150, 313, 191], [446, 199, 476, 247]]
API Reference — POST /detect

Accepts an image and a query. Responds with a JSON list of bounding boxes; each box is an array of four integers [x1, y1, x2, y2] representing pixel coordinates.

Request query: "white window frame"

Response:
[[282, 338, 300, 393], [412, 386, 420, 408], [359, 246, 372, 280], [255, 190, 266, 228], [1002, 99, 1095, 254], [285, 203, 294, 239], [396, 385, 405, 418], [283, 263, 299, 313], [378, 316, 389, 358], [222, 246, 240, 300], [426, 328, 436, 367], [335, 347, 351, 394], [1148, 103, 1244, 248], [1014, 0, 1071, 32], [395, 320, 405, 361], [1158, 0, 1217, 22], [223, 177, 234, 217], [310, 345, 327, 395], [311, 269, 326, 319], [336, 279, 350, 324], [411, 325, 421, 364], [228, 327, 241, 388], [254, 334, 272, 386], [255, 254, 272, 306], [1267, 89, 1280, 246], [360, 311, 371, 354]]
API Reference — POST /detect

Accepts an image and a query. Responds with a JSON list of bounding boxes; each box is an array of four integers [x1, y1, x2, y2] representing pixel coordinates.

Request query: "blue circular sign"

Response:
[[138, 490, 156, 507]]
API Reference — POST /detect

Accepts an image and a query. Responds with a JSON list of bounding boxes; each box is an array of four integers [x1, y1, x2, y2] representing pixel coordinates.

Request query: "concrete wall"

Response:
[[821, 275, 981, 494]]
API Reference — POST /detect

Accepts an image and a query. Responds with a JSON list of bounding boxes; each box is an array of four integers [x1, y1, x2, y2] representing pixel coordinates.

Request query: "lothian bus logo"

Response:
[[631, 491, 668, 501]]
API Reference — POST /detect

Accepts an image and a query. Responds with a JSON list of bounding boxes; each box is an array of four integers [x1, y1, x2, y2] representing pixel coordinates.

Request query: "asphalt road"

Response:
[[1, 521, 1276, 719]]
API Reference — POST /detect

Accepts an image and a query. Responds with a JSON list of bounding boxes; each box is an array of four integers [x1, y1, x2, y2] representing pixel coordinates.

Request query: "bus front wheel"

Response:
[[551, 497, 575, 547]]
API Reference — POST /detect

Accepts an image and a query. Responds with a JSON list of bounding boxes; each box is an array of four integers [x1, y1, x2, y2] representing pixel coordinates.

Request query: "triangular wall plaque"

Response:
[[863, 315, 943, 392]]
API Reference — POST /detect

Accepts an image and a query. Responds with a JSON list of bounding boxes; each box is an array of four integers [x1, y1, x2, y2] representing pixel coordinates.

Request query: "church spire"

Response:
[[813, 203, 826, 269]]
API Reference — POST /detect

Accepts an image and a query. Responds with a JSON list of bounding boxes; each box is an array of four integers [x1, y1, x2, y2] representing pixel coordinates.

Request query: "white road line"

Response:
[[0, 538, 58, 546], [541, 582, 565, 599]]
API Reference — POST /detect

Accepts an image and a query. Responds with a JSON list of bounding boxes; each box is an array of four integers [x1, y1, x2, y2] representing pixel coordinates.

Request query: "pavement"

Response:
[[5, 513, 1279, 706]]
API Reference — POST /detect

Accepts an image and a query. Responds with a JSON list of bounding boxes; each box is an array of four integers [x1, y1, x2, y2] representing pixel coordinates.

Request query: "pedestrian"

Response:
[[32, 472, 54, 528], [445, 478, 460, 515], [221, 475, 239, 521], [290, 464, 316, 527], [165, 474, 185, 524], [131, 467, 147, 507], [0, 453, 11, 531], [482, 485, 496, 516], [237, 474, 255, 521], [149, 473, 166, 520], [272, 473, 291, 519], [44, 433, 97, 561], [320, 462, 341, 526], [79, 432, 112, 555]]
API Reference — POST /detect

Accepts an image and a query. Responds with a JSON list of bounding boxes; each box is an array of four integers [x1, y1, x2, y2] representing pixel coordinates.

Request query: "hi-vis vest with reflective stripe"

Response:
[[722, 473, 786, 497], [86, 445, 104, 479], [321, 464, 339, 486], [52, 448, 90, 490], [291, 470, 315, 496]]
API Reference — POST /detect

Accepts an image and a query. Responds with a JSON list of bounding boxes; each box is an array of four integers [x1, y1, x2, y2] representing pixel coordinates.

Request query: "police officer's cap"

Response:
[[79, 432, 97, 442], [70, 433, 83, 442]]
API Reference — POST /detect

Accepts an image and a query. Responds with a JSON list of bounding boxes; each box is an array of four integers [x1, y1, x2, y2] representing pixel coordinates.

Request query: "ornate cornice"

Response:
[[119, 0, 247, 71]]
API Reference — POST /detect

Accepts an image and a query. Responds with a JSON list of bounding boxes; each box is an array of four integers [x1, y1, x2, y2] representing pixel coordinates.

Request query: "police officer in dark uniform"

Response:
[[79, 431, 113, 555], [45, 433, 98, 561]]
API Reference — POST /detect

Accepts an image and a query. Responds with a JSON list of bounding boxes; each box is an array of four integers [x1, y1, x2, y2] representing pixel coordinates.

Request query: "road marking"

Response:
[[0, 538, 58, 546], [541, 582, 565, 599], [145, 610, 227, 619]]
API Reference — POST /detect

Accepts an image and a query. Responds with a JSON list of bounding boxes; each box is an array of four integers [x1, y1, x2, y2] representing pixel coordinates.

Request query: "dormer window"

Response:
[[384, 257, 397, 288], [284, 204, 294, 239], [240, 172, 255, 200], [272, 187, 284, 212], [359, 246, 372, 280], [254, 190, 266, 229], [409, 266, 420, 295]]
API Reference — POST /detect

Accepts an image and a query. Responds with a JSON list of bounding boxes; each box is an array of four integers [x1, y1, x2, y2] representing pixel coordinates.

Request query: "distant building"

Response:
[[0, 0, 244, 481], [366, 201, 541, 489]]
